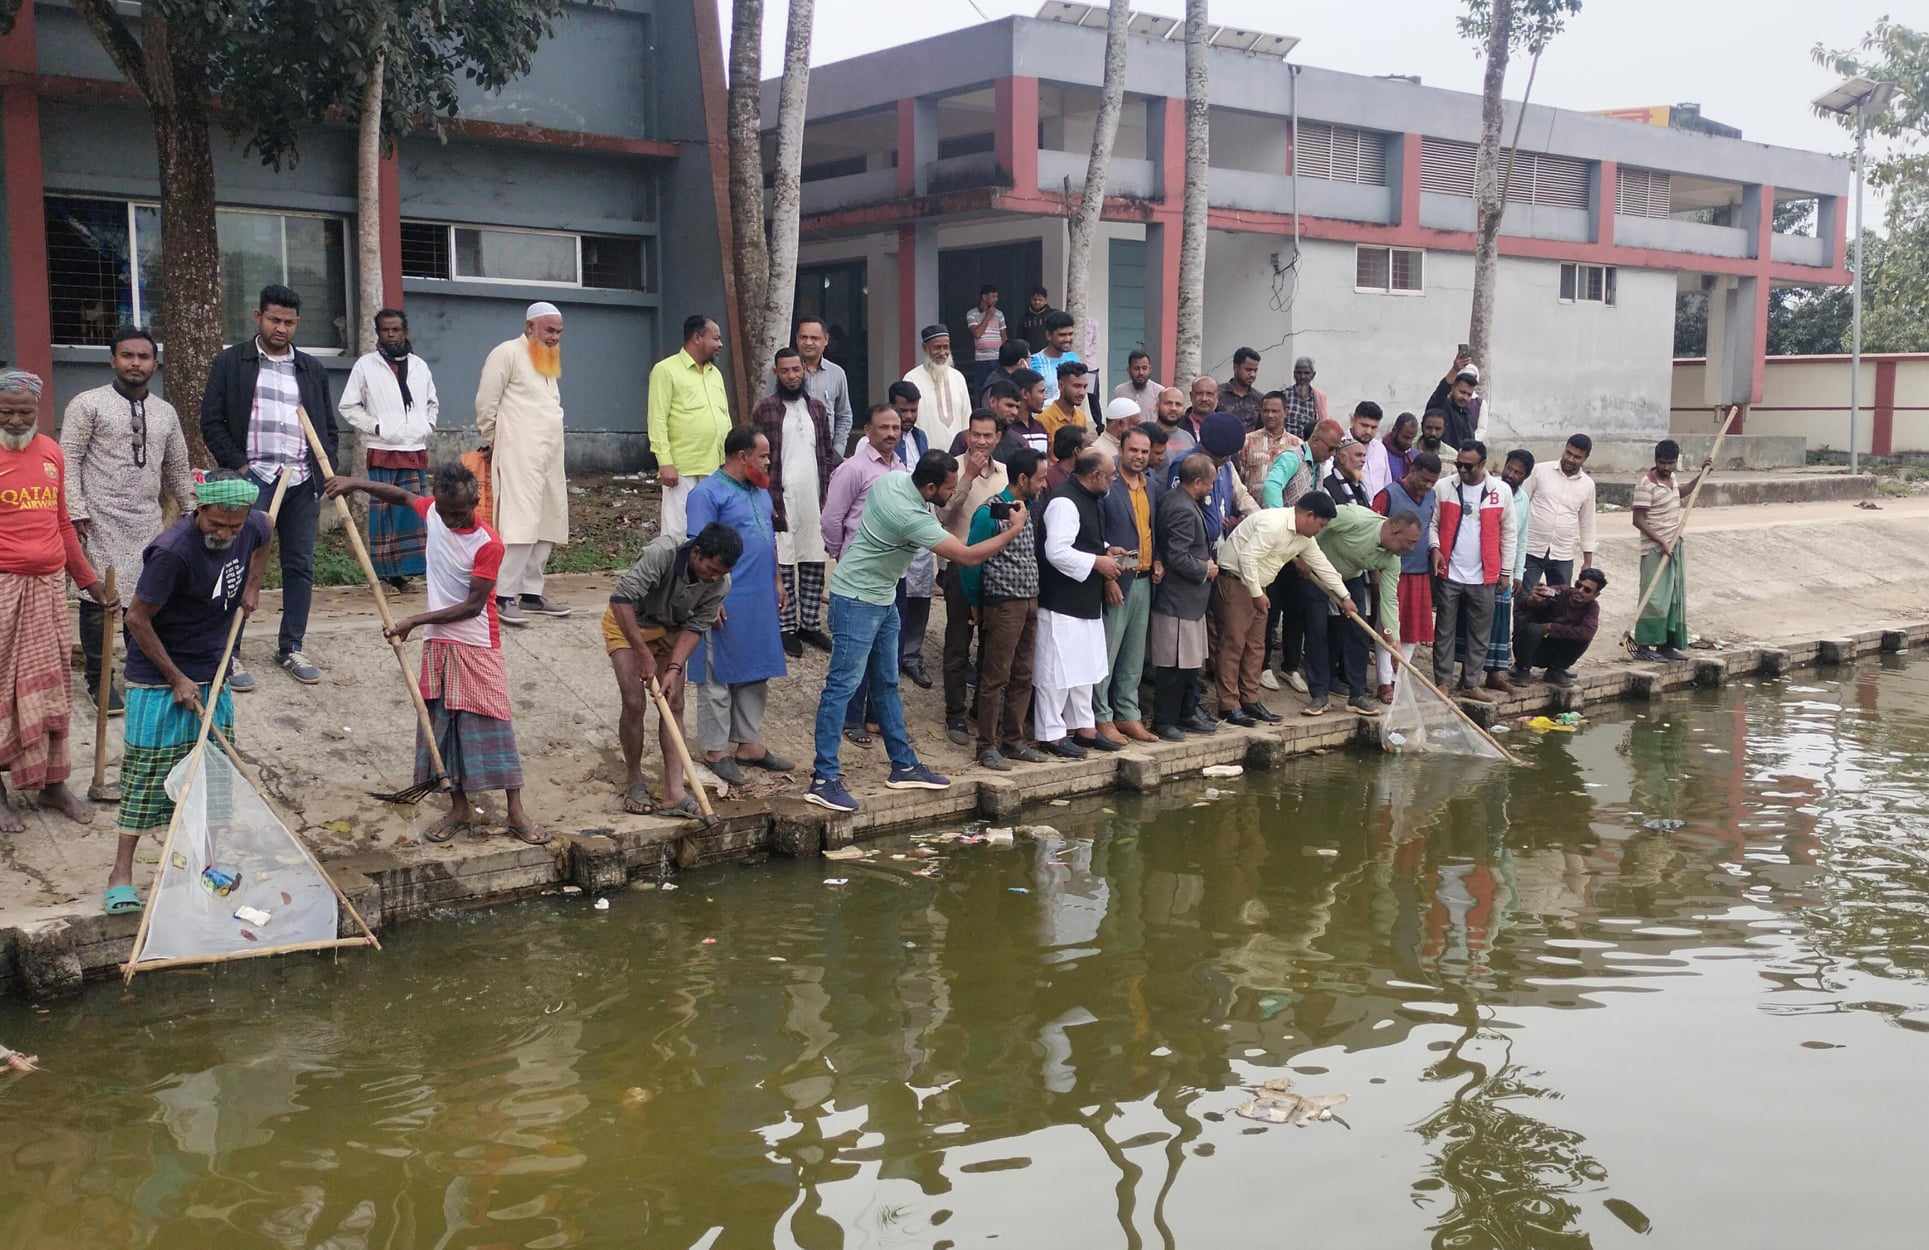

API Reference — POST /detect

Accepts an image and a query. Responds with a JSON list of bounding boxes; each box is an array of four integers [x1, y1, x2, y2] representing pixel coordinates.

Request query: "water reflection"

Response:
[[6, 665, 1929, 1246]]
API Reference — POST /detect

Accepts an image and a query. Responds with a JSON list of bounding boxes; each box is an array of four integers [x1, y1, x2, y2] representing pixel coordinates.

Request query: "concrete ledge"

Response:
[[6, 623, 1921, 999], [1594, 473, 1875, 509]]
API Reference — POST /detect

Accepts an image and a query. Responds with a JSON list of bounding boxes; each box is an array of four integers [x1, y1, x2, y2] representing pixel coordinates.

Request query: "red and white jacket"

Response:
[[1430, 474, 1516, 586]]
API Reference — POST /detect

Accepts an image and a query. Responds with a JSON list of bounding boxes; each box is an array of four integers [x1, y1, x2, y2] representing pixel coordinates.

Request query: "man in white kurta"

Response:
[[475, 301, 571, 625], [1033, 453, 1121, 754], [902, 324, 972, 454]]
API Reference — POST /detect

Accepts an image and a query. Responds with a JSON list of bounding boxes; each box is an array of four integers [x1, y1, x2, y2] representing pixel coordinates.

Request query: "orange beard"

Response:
[[527, 338, 562, 380]]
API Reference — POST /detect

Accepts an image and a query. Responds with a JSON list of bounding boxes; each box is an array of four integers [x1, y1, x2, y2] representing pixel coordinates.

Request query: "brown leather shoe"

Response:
[[1095, 721, 1129, 747], [1376, 683, 1395, 705], [1117, 720, 1159, 743], [1485, 670, 1516, 695]]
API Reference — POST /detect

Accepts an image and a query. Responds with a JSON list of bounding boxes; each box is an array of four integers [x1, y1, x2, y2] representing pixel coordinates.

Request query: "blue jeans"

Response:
[[241, 468, 320, 656], [814, 594, 919, 782]]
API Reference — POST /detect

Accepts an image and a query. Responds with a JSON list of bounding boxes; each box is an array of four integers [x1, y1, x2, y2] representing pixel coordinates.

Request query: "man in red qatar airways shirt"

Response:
[[326, 463, 550, 847], [0, 369, 108, 833]]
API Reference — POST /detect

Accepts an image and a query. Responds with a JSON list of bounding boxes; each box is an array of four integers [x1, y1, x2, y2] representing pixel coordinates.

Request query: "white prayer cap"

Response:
[[525, 301, 563, 322], [1105, 396, 1141, 424], [1456, 363, 1480, 383]]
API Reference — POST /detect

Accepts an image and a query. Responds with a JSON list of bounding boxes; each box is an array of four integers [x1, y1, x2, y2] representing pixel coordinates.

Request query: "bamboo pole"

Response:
[[647, 675, 718, 824], [89, 568, 118, 801], [1342, 611, 1525, 765], [294, 408, 448, 787], [122, 471, 292, 982], [124, 936, 378, 975], [1623, 404, 1741, 654]]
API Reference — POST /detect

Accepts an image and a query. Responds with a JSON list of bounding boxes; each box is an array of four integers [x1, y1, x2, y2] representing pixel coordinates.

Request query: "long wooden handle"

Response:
[[124, 470, 292, 982], [648, 675, 716, 819], [295, 408, 447, 783], [1339, 605, 1524, 765], [92, 568, 117, 790], [1626, 404, 1739, 636]]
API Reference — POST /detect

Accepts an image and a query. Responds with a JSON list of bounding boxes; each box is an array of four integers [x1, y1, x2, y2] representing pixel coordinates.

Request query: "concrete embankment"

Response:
[[4, 497, 1928, 999]]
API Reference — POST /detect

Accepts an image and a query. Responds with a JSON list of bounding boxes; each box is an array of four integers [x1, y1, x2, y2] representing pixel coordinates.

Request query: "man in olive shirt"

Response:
[[647, 314, 733, 542], [604, 525, 740, 817], [807, 450, 1033, 814], [1310, 504, 1419, 715]]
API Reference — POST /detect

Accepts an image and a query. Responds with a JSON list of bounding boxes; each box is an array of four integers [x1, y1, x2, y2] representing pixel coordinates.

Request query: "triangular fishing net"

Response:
[[130, 745, 373, 970], [1379, 669, 1506, 760]]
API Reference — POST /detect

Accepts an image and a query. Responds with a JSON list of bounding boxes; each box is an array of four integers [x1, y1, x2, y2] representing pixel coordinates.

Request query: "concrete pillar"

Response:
[[1703, 274, 1765, 409], [1740, 183, 1773, 260], [1394, 132, 1423, 228], [379, 151, 403, 309], [897, 95, 938, 197], [895, 223, 937, 375], [1, 5, 52, 430], [1818, 195, 1846, 269], [1593, 160, 1617, 247], [994, 76, 1039, 197]]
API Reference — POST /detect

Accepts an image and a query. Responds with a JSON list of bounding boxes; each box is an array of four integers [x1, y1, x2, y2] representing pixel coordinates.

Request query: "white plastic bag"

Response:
[[1380, 670, 1505, 760]]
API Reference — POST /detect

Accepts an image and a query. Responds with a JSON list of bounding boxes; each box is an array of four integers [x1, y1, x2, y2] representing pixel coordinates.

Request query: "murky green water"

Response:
[[7, 662, 1929, 1249]]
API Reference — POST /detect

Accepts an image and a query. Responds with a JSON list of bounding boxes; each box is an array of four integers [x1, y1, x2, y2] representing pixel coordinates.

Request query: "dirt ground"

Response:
[[4, 493, 1929, 927]]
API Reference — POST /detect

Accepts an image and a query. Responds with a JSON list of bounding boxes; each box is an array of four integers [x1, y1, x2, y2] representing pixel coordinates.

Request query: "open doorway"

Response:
[[939, 239, 1044, 371]]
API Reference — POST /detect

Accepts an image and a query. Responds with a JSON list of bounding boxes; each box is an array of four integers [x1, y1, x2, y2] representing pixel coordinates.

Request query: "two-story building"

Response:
[[768, 6, 1852, 443], [0, 0, 734, 471]]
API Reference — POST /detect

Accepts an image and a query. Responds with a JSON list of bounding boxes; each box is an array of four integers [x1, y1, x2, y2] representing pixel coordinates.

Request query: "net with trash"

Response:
[[125, 743, 377, 977], [1379, 669, 1507, 760]]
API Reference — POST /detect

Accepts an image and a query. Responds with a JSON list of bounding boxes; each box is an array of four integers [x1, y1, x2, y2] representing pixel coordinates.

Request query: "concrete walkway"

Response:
[[5, 494, 1928, 996]]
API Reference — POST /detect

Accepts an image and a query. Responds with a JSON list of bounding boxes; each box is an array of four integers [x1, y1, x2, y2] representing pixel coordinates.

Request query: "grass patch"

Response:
[[262, 473, 660, 589]]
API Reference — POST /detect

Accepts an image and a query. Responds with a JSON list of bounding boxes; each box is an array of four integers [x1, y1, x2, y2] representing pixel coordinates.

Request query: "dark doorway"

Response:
[[939, 239, 1044, 368], [793, 259, 870, 409]]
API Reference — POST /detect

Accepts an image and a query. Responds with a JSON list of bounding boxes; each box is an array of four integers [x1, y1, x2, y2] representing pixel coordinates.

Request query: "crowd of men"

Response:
[[0, 284, 1712, 901]]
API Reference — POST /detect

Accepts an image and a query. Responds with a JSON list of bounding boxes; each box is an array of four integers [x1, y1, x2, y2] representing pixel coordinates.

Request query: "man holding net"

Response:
[[326, 465, 550, 846], [113, 474, 271, 914]]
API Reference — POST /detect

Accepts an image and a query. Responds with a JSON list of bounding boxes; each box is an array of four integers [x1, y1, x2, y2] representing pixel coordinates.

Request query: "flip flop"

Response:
[[424, 817, 470, 844], [102, 884, 142, 915], [508, 823, 554, 846], [660, 795, 704, 821], [843, 727, 876, 748], [622, 783, 654, 816]]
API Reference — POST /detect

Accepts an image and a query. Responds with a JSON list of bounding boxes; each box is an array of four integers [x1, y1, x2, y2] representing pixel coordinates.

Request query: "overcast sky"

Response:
[[723, 0, 1899, 221]]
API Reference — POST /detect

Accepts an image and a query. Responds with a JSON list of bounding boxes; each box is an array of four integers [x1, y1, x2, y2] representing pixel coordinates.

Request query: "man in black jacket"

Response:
[[199, 283, 340, 688], [1422, 354, 1481, 451]]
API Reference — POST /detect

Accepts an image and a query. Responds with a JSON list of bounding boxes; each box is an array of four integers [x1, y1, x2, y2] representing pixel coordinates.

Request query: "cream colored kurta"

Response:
[[475, 337, 569, 546], [902, 361, 972, 452]]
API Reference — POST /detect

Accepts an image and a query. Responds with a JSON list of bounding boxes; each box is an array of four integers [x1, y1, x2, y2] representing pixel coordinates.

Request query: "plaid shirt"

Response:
[[1283, 386, 1320, 440], [247, 343, 308, 484], [962, 489, 1040, 604]]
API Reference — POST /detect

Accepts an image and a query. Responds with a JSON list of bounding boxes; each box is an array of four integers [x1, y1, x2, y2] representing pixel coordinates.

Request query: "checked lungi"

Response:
[[1485, 581, 1514, 671], [367, 460, 430, 580], [779, 561, 825, 633], [117, 683, 235, 833], [416, 639, 523, 793], [0, 572, 75, 790]]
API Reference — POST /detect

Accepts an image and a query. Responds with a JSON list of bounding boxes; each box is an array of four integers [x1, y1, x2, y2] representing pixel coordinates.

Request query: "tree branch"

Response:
[[70, 0, 150, 98]]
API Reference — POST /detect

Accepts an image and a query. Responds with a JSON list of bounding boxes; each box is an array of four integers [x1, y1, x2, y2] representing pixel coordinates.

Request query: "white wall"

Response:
[[1197, 235, 1676, 440]]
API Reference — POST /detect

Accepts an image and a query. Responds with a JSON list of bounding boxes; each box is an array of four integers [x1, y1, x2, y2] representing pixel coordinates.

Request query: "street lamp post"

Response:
[[1812, 75, 1898, 475]]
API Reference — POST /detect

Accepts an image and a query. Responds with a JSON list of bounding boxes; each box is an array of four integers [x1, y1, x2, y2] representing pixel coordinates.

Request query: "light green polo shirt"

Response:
[[645, 348, 732, 476], [1314, 503, 1401, 635], [829, 472, 949, 605]]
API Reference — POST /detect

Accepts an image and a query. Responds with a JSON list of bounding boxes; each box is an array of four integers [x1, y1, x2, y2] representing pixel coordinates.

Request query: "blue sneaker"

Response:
[[805, 777, 860, 813], [225, 657, 257, 694], [885, 764, 951, 791]]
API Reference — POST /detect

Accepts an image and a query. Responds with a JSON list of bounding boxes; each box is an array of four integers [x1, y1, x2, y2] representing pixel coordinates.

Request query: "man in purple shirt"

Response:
[[822, 404, 903, 558]]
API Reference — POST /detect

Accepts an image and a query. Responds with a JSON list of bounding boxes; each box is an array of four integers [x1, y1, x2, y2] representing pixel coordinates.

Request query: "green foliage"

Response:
[[1458, 0, 1584, 53], [1811, 17, 1928, 195]]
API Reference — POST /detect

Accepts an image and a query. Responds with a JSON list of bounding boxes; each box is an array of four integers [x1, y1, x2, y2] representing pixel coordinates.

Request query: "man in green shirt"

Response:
[[646, 314, 733, 543], [808, 450, 1032, 813], [1309, 504, 1418, 715]]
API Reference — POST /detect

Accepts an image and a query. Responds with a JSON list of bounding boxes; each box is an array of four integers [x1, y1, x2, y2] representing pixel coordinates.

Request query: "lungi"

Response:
[[367, 459, 430, 579], [416, 639, 524, 792], [1634, 542, 1689, 649], [1397, 571, 1434, 645], [117, 683, 235, 833], [1485, 581, 1513, 670], [0, 572, 74, 790]]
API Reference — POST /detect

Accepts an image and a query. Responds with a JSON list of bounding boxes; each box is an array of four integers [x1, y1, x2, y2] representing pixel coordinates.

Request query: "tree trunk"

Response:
[[1066, 0, 1130, 333], [726, 0, 771, 377], [755, 0, 812, 386], [145, 13, 222, 467], [1467, 0, 1514, 423], [1174, 0, 1210, 384], [355, 45, 387, 357]]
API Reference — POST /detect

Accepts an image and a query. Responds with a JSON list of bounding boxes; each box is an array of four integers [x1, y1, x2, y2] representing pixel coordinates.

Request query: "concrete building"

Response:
[[0, 0, 734, 471], [767, 6, 1852, 442]]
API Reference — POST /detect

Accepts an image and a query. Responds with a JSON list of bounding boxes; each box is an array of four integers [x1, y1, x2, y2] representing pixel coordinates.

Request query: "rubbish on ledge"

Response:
[[1202, 764, 1244, 779]]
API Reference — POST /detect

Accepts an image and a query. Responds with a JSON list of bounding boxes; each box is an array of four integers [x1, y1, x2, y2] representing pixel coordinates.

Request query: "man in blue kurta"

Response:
[[687, 427, 793, 785]]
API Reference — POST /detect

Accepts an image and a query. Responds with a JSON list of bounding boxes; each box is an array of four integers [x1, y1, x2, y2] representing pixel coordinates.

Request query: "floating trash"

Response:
[[1203, 764, 1244, 778], [594, 898, 611, 911], [1235, 1077, 1349, 1127]]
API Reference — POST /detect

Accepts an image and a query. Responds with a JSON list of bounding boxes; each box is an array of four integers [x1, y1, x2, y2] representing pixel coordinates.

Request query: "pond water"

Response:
[[5, 661, 1929, 1249]]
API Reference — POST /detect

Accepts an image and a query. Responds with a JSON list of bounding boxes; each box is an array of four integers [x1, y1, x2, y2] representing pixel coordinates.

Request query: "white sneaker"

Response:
[[1286, 670, 1309, 695], [1259, 668, 1280, 691]]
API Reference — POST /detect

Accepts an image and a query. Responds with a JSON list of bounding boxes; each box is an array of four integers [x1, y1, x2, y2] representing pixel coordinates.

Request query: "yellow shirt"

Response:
[[1126, 476, 1152, 558], [646, 348, 732, 476], [1039, 398, 1088, 442]]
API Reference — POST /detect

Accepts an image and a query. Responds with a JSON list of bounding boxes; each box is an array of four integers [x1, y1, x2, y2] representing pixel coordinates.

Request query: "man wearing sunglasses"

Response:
[[60, 325, 196, 717], [1429, 441, 1516, 701]]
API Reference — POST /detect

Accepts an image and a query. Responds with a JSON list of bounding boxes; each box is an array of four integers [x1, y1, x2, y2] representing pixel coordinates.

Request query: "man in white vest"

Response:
[[474, 301, 571, 626]]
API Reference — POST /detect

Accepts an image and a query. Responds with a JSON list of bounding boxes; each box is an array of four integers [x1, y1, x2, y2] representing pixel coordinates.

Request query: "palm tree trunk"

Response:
[[726, 0, 771, 381], [1065, 0, 1130, 333], [1467, 0, 1514, 418], [1174, 0, 1209, 384], [756, 0, 813, 385]]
